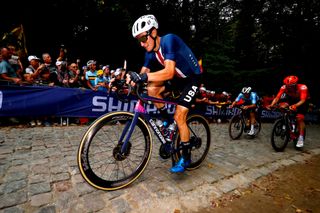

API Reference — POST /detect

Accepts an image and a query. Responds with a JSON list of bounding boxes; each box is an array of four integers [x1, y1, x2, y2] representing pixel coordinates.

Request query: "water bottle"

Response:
[[166, 121, 176, 142], [156, 119, 168, 135], [155, 119, 163, 128]]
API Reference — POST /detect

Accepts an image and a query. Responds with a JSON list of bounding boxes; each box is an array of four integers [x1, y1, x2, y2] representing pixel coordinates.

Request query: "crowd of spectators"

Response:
[[1, 45, 319, 126], [0, 45, 125, 92], [0, 45, 127, 127]]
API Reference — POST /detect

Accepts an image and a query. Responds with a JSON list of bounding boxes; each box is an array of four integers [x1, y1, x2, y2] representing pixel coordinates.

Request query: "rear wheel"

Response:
[[271, 118, 289, 152], [173, 114, 211, 170], [228, 114, 244, 140]]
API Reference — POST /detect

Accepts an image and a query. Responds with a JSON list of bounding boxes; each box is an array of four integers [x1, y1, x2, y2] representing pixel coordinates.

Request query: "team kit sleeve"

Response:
[[299, 84, 309, 101], [275, 85, 286, 99]]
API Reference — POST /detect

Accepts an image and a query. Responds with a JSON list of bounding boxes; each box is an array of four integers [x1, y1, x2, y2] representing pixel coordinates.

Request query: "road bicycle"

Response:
[[270, 104, 306, 152], [228, 105, 261, 140], [77, 82, 211, 191]]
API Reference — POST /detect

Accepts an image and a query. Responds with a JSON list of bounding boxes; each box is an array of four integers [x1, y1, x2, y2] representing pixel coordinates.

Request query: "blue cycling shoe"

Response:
[[170, 157, 191, 173]]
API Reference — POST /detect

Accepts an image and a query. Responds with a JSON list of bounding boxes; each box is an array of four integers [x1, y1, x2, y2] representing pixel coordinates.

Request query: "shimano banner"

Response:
[[0, 85, 159, 117], [0, 85, 317, 122]]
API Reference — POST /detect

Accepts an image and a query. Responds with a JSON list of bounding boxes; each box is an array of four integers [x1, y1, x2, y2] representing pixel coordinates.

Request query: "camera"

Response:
[[11, 55, 19, 60]]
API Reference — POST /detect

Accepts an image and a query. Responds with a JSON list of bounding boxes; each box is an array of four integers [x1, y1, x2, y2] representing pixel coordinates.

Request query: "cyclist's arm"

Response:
[[294, 85, 308, 108], [145, 60, 175, 82], [269, 87, 285, 107], [140, 66, 150, 74]]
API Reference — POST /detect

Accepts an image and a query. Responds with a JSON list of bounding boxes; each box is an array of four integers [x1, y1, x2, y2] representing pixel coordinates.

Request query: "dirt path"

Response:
[[197, 154, 320, 213]]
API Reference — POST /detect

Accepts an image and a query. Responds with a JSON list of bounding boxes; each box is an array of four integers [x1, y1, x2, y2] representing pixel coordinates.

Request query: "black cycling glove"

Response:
[[129, 72, 148, 83]]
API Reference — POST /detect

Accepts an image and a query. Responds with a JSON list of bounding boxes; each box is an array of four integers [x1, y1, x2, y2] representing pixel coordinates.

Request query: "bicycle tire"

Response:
[[77, 111, 152, 191], [271, 118, 289, 152], [253, 118, 262, 136], [172, 114, 211, 170], [228, 114, 244, 140]]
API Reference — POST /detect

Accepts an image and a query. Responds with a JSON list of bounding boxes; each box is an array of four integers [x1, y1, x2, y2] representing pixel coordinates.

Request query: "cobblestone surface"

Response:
[[0, 123, 319, 213]]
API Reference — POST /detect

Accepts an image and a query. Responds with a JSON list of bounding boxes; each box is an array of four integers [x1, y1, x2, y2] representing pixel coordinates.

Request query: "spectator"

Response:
[[0, 47, 22, 84], [68, 62, 81, 87], [85, 60, 98, 90], [7, 45, 23, 79], [24, 55, 48, 84], [94, 69, 108, 92], [55, 60, 70, 87], [42, 52, 59, 86], [79, 65, 88, 88], [109, 68, 123, 92], [102, 65, 111, 82]]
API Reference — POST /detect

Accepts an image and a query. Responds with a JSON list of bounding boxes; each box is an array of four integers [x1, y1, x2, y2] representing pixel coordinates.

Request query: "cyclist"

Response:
[[126, 14, 203, 173], [267, 75, 309, 148], [230, 87, 259, 136]]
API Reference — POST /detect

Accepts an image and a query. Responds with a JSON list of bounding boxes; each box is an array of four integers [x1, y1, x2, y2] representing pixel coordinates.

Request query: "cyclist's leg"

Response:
[[147, 81, 165, 108], [170, 77, 200, 173], [296, 102, 308, 147], [170, 105, 191, 173], [147, 81, 171, 120]]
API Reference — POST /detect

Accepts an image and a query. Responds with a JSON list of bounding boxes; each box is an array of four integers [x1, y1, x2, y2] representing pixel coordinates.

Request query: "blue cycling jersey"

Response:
[[143, 34, 201, 78], [235, 92, 259, 105]]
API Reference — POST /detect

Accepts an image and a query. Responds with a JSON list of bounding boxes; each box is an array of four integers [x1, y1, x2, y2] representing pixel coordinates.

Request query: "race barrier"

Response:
[[0, 85, 318, 123]]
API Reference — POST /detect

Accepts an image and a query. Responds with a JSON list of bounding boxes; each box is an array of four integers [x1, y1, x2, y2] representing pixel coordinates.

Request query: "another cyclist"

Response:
[[267, 75, 309, 148], [230, 87, 259, 136], [126, 14, 203, 173]]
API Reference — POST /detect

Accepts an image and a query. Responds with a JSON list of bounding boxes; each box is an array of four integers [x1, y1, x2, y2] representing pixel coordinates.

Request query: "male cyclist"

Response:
[[230, 87, 259, 136], [126, 14, 203, 173], [267, 75, 309, 148]]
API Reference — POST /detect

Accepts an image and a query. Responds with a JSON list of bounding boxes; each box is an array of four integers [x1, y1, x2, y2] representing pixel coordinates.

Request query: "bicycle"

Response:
[[270, 104, 306, 152], [77, 82, 211, 191], [228, 105, 261, 140]]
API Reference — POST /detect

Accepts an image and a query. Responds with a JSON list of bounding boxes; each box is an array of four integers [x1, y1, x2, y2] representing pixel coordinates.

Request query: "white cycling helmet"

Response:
[[200, 86, 206, 91], [132, 14, 159, 38], [222, 91, 229, 96], [241, 87, 252, 94]]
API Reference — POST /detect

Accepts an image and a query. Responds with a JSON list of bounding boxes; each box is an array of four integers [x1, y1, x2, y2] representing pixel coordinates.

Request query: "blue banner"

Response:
[[0, 85, 318, 123], [0, 85, 163, 117]]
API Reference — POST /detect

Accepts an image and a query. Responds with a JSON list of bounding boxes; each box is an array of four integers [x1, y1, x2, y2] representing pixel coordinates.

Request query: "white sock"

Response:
[[251, 124, 254, 131]]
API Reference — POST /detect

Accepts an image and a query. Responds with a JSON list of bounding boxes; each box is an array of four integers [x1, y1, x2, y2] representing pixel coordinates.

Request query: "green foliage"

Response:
[[1, 0, 319, 101]]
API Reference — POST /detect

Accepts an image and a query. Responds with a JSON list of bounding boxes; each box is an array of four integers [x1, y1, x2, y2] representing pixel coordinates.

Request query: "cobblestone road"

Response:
[[0, 123, 319, 213]]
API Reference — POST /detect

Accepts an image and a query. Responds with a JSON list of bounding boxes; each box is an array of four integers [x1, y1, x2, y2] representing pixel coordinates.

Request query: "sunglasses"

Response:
[[137, 32, 150, 43]]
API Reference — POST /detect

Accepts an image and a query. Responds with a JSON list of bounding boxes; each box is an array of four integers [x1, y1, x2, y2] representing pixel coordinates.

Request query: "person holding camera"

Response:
[[25, 55, 53, 84]]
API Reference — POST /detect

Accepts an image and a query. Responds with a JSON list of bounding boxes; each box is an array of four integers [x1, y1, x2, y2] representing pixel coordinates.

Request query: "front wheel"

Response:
[[77, 112, 152, 191], [271, 118, 289, 152], [173, 114, 211, 170], [228, 114, 244, 140]]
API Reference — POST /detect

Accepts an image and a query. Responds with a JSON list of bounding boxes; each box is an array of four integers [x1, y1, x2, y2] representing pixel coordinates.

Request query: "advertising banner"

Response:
[[0, 85, 318, 123]]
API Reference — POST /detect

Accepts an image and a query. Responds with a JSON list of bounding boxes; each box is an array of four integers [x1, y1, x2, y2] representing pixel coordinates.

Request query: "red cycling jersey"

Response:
[[275, 84, 309, 101]]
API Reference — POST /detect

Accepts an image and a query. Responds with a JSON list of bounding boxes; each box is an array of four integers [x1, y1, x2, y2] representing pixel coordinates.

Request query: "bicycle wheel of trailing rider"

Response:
[[271, 118, 290, 152], [228, 114, 244, 140], [77, 111, 152, 191]]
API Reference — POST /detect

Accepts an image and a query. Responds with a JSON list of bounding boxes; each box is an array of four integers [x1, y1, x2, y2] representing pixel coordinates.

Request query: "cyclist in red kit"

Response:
[[268, 75, 310, 148]]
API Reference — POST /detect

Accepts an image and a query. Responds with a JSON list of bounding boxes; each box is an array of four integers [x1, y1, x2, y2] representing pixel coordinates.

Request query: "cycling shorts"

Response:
[[166, 75, 202, 109], [284, 96, 309, 116]]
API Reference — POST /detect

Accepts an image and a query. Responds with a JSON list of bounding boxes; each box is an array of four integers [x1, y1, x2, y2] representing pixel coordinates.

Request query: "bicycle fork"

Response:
[[119, 112, 140, 154]]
